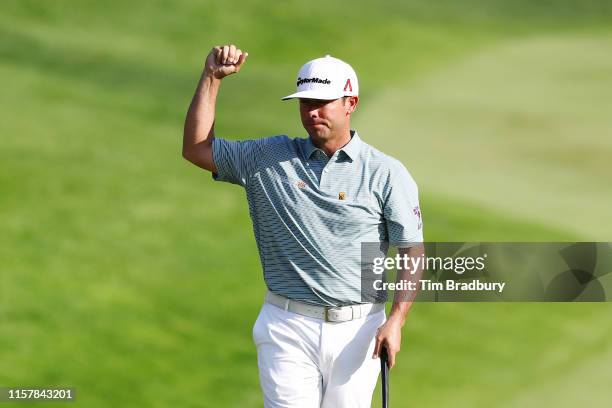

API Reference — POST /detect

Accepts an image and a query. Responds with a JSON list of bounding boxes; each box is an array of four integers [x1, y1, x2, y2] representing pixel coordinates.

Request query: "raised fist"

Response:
[[204, 44, 248, 80]]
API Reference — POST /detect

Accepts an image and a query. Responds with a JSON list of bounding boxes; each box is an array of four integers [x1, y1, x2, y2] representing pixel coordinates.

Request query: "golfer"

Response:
[[183, 44, 424, 407]]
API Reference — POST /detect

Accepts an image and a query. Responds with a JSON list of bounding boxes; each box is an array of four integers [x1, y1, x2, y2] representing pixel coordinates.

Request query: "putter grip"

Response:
[[381, 347, 389, 408]]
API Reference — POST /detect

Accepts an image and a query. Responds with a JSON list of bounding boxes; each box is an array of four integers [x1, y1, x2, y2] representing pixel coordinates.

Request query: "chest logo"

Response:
[[338, 192, 346, 200], [297, 180, 306, 189]]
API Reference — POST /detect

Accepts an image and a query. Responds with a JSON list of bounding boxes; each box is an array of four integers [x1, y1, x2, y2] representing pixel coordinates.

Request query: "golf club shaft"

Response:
[[381, 346, 389, 408]]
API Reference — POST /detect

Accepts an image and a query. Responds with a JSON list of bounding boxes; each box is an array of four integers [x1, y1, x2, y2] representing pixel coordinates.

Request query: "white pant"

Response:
[[252, 302, 386, 408]]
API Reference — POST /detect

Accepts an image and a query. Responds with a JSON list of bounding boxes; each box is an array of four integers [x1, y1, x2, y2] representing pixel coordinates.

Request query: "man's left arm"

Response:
[[372, 243, 425, 369]]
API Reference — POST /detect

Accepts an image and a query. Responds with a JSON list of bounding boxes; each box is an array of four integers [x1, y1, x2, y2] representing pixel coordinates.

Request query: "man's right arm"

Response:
[[182, 44, 248, 172]]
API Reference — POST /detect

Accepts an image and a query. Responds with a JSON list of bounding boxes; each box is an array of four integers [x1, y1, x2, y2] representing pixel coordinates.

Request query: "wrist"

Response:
[[198, 73, 222, 96], [387, 297, 413, 327], [201, 72, 222, 85], [387, 311, 406, 327]]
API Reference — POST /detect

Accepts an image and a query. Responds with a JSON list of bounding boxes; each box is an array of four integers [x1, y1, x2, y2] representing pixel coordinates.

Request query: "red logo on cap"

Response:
[[344, 79, 352, 92]]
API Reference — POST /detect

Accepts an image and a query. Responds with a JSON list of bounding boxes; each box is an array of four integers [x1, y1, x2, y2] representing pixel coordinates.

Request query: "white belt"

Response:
[[265, 291, 385, 322]]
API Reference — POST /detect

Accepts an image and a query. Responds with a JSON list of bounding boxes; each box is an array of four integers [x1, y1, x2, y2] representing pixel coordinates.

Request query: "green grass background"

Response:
[[1, 0, 612, 406]]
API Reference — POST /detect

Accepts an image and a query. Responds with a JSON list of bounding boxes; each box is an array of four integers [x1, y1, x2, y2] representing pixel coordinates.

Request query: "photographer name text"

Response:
[[373, 279, 506, 293]]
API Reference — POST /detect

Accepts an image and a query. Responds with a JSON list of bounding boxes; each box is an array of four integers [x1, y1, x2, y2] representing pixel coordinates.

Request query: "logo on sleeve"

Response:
[[413, 206, 423, 230]]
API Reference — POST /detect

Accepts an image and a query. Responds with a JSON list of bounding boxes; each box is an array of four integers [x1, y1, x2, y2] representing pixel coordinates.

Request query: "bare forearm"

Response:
[[387, 244, 425, 326], [182, 45, 248, 171], [183, 74, 221, 152], [373, 243, 425, 367]]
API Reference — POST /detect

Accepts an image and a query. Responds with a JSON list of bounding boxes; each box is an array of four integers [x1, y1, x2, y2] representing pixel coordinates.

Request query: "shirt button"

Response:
[[323, 168, 329, 173]]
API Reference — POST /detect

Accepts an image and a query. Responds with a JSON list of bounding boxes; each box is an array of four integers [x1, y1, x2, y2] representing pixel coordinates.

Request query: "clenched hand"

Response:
[[204, 44, 248, 80]]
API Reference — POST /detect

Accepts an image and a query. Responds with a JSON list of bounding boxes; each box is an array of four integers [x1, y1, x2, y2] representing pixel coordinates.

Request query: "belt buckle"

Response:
[[324, 307, 344, 322]]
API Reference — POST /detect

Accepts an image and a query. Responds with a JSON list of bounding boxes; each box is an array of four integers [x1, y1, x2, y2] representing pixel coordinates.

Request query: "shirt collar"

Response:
[[304, 137, 319, 159], [340, 130, 362, 161], [304, 130, 362, 161]]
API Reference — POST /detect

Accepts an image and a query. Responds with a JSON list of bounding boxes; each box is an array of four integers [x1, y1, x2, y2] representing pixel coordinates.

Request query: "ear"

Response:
[[345, 96, 359, 115]]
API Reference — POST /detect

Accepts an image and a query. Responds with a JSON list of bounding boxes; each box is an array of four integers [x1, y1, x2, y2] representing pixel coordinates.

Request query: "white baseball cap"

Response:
[[282, 55, 359, 101]]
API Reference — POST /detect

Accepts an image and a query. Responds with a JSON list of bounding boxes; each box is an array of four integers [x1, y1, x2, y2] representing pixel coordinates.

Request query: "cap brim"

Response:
[[281, 89, 344, 101]]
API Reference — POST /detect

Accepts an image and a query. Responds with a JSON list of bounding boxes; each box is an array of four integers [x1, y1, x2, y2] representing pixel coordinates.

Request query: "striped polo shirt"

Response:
[[212, 131, 423, 306]]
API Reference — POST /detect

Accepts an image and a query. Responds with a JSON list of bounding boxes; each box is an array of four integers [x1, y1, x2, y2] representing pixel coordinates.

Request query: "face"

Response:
[[299, 97, 357, 141]]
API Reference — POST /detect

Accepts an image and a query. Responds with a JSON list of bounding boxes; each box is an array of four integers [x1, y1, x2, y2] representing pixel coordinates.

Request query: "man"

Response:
[[183, 44, 424, 407]]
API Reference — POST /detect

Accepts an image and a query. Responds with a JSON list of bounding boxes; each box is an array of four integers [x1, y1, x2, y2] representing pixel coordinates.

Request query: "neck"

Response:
[[311, 128, 352, 157]]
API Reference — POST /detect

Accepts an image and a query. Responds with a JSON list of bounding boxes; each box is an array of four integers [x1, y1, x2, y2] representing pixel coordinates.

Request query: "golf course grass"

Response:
[[1, 1, 612, 407]]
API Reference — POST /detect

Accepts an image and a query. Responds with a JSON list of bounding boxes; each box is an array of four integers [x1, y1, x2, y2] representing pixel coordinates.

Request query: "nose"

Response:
[[300, 99, 324, 122]]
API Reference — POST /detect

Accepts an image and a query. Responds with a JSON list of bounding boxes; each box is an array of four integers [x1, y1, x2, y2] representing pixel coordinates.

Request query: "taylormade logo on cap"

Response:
[[296, 77, 331, 86], [282, 55, 359, 101]]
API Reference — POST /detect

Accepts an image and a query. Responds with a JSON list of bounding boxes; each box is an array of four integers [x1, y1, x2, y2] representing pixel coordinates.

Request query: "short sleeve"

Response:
[[383, 162, 424, 247], [212, 137, 264, 187]]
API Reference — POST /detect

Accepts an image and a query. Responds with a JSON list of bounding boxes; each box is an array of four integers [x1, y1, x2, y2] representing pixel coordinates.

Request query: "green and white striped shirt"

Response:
[[212, 131, 423, 306]]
